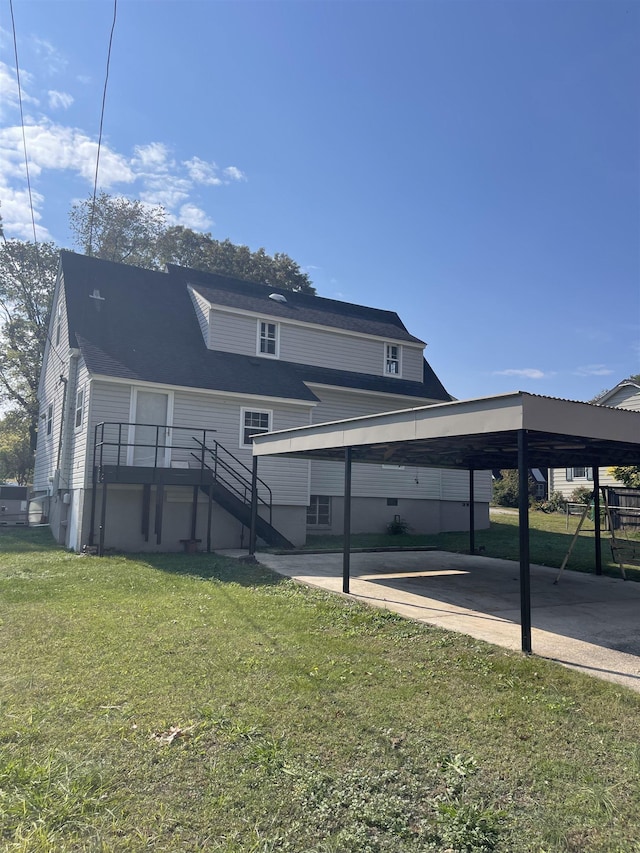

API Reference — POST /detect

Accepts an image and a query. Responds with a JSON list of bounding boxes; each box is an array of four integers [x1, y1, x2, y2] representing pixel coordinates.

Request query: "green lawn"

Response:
[[2, 527, 640, 852], [306, 508, 640, 581]]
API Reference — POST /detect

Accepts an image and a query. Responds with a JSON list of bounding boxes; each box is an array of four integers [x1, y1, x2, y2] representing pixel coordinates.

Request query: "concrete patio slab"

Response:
[[219, 548, 640, 693]]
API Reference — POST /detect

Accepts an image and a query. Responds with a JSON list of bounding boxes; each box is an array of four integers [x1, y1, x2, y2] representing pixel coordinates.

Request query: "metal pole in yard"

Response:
[[469, 468, 475, 554], [249, 455, 258, 556], [343, 446, 353, 594], [593, 466, 602, 575], [517, 429, 532, 654]]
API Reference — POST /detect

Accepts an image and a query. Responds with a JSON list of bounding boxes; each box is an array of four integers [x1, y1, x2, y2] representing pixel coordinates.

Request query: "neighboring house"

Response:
[[548, 378, 640, 500], [33, 252, 491, 552], [0, 485, 28, 526]]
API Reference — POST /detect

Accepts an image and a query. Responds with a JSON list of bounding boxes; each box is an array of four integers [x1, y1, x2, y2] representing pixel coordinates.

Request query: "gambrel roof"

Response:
[[59, 252, 450, 403], [167, 264, 426, 344]]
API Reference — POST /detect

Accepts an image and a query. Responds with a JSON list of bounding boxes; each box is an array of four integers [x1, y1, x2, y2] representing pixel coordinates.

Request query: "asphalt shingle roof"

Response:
[[60, 252, 449, 403]]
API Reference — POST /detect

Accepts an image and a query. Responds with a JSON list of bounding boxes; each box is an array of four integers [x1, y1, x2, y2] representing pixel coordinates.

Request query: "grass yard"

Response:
[[307, 509, 640, 581], [2, 527, 640, 852]]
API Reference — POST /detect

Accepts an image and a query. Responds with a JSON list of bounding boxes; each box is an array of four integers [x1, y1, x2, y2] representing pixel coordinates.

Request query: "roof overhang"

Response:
[[252, 391, 640, 470]]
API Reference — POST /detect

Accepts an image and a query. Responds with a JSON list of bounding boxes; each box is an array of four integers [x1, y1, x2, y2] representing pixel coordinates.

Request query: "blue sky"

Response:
[[1, 0, 638, 402]]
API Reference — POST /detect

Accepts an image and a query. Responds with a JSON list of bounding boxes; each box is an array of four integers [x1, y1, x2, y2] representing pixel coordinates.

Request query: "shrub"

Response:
[[569, 486, 593, 505], [387, 517, 411, 535]]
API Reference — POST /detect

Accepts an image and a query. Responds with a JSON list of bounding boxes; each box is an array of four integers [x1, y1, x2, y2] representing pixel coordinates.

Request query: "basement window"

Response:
[[307, 495, 331, 527]]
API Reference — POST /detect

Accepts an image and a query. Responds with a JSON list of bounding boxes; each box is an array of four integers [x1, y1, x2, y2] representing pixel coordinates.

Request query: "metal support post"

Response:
[[99, 480, 108, 557], [593, 465, 602, 575], [469, 468, 475, 554], [343, 446, 352, 594], [249, 455, 258, 556], [517, 429, 532, 654]]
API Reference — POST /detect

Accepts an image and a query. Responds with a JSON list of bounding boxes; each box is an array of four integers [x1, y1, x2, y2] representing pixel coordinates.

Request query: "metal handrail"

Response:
[[90, 422, 272, 542], [192, 438, 273, 525]]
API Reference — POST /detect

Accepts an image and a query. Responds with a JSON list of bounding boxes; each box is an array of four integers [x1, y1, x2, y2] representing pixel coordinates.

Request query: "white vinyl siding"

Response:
[[206, 308, 424, 380], [188, 286, 211, 345], [170, 391, 312, 506], [66, 360, 91, 490], [308, 387, 491, 502], [209, 311, 256, 356]]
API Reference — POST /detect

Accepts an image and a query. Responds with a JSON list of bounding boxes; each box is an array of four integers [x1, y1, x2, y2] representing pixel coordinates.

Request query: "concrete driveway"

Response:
[[246, 549, 640, 693]]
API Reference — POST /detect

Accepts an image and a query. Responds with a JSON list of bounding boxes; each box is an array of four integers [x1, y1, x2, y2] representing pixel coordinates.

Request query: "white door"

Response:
[[130, 390, 171, 467]]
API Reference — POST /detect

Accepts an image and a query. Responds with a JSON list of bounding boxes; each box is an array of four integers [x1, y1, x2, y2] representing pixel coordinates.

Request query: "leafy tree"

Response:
[[70, 196, 316, 293], [609, 466, 640, 489], [0, 237, 60, 446], [492, 469, 537, 508], [69, 192, 166, 268], [0, 410, 33, 484], [154, 226, 316, 293]]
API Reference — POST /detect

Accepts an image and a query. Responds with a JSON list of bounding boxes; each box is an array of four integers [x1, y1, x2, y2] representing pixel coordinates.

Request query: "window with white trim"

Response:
[[46, 403, 53, 437], [74, 387, 84, 429], [384, 343, 401, 375], [565, 467, 593, 481], [258, 320, 279, 357], [55, 303, 62, 347], [240, 409, 272, 447], [307, 495, 331, 527]]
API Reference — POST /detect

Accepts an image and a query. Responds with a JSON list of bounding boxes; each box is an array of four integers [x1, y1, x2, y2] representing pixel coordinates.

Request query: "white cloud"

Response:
[[174, 203, 214, 231], [223, 165, 246, 182], [0, 119, 134, 185], [48, 90, 74, 110], [573, 365, 614, 377], [0, 61, 38, 119], [184, 156, 222, 186], [32, 37, 68, 75], [493, 368, 547, 380], [133, 142, 173, 171], [0, 184, 52, 241]]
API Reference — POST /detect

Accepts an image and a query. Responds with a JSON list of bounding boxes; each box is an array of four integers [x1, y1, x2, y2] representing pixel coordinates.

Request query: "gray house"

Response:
[[33, 252, 491, 552], [548, 378, 640, 500]]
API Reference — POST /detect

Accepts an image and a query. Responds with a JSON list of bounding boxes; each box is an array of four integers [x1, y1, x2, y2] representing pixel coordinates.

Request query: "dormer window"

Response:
[[384, 343, 401, 376], [258, 320, 279, 358]]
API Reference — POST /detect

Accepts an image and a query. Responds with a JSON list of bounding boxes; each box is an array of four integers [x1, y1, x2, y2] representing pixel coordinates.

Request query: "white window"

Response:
[[46, 403, 53, 437], [74, 387, 84, 429], [240, 409, 272, 447], [55, 304, 62, 347], [258, 320, 279, 357], [384, 343, 401, 376], [566, 467, 593, 481], [307, 495, 331, 527]]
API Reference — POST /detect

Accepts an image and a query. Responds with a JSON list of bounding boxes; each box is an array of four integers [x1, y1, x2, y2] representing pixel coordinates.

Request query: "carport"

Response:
[[250, 392, 640, 654]]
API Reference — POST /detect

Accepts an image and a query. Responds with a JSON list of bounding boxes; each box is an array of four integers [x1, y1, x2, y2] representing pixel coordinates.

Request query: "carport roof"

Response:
[[252, 391, 640, 469]]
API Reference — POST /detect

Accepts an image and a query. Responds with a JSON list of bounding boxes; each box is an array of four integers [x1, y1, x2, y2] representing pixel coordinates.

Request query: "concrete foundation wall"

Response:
[[310, 496, 490, 537], [68, 486, 307, 553]]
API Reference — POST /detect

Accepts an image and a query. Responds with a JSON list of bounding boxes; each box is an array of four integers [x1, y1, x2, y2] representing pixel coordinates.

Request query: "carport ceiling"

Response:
[[252, 391, 640, 470]]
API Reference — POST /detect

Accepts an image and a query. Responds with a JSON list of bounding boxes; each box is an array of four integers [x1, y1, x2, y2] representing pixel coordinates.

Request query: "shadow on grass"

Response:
[[0, 526, 58, 554], [133, 549, 287, 588]]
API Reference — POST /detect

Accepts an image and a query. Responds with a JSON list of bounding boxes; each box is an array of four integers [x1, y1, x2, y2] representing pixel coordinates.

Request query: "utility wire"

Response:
[[4, 0, 66, 377], [8, 0, 41, 257], [88, 0, 118, 254]]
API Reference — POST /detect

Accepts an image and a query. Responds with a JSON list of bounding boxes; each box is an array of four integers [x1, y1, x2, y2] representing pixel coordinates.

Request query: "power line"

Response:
[[8, 0, 40, 256], [88, 0, 118, 255]]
